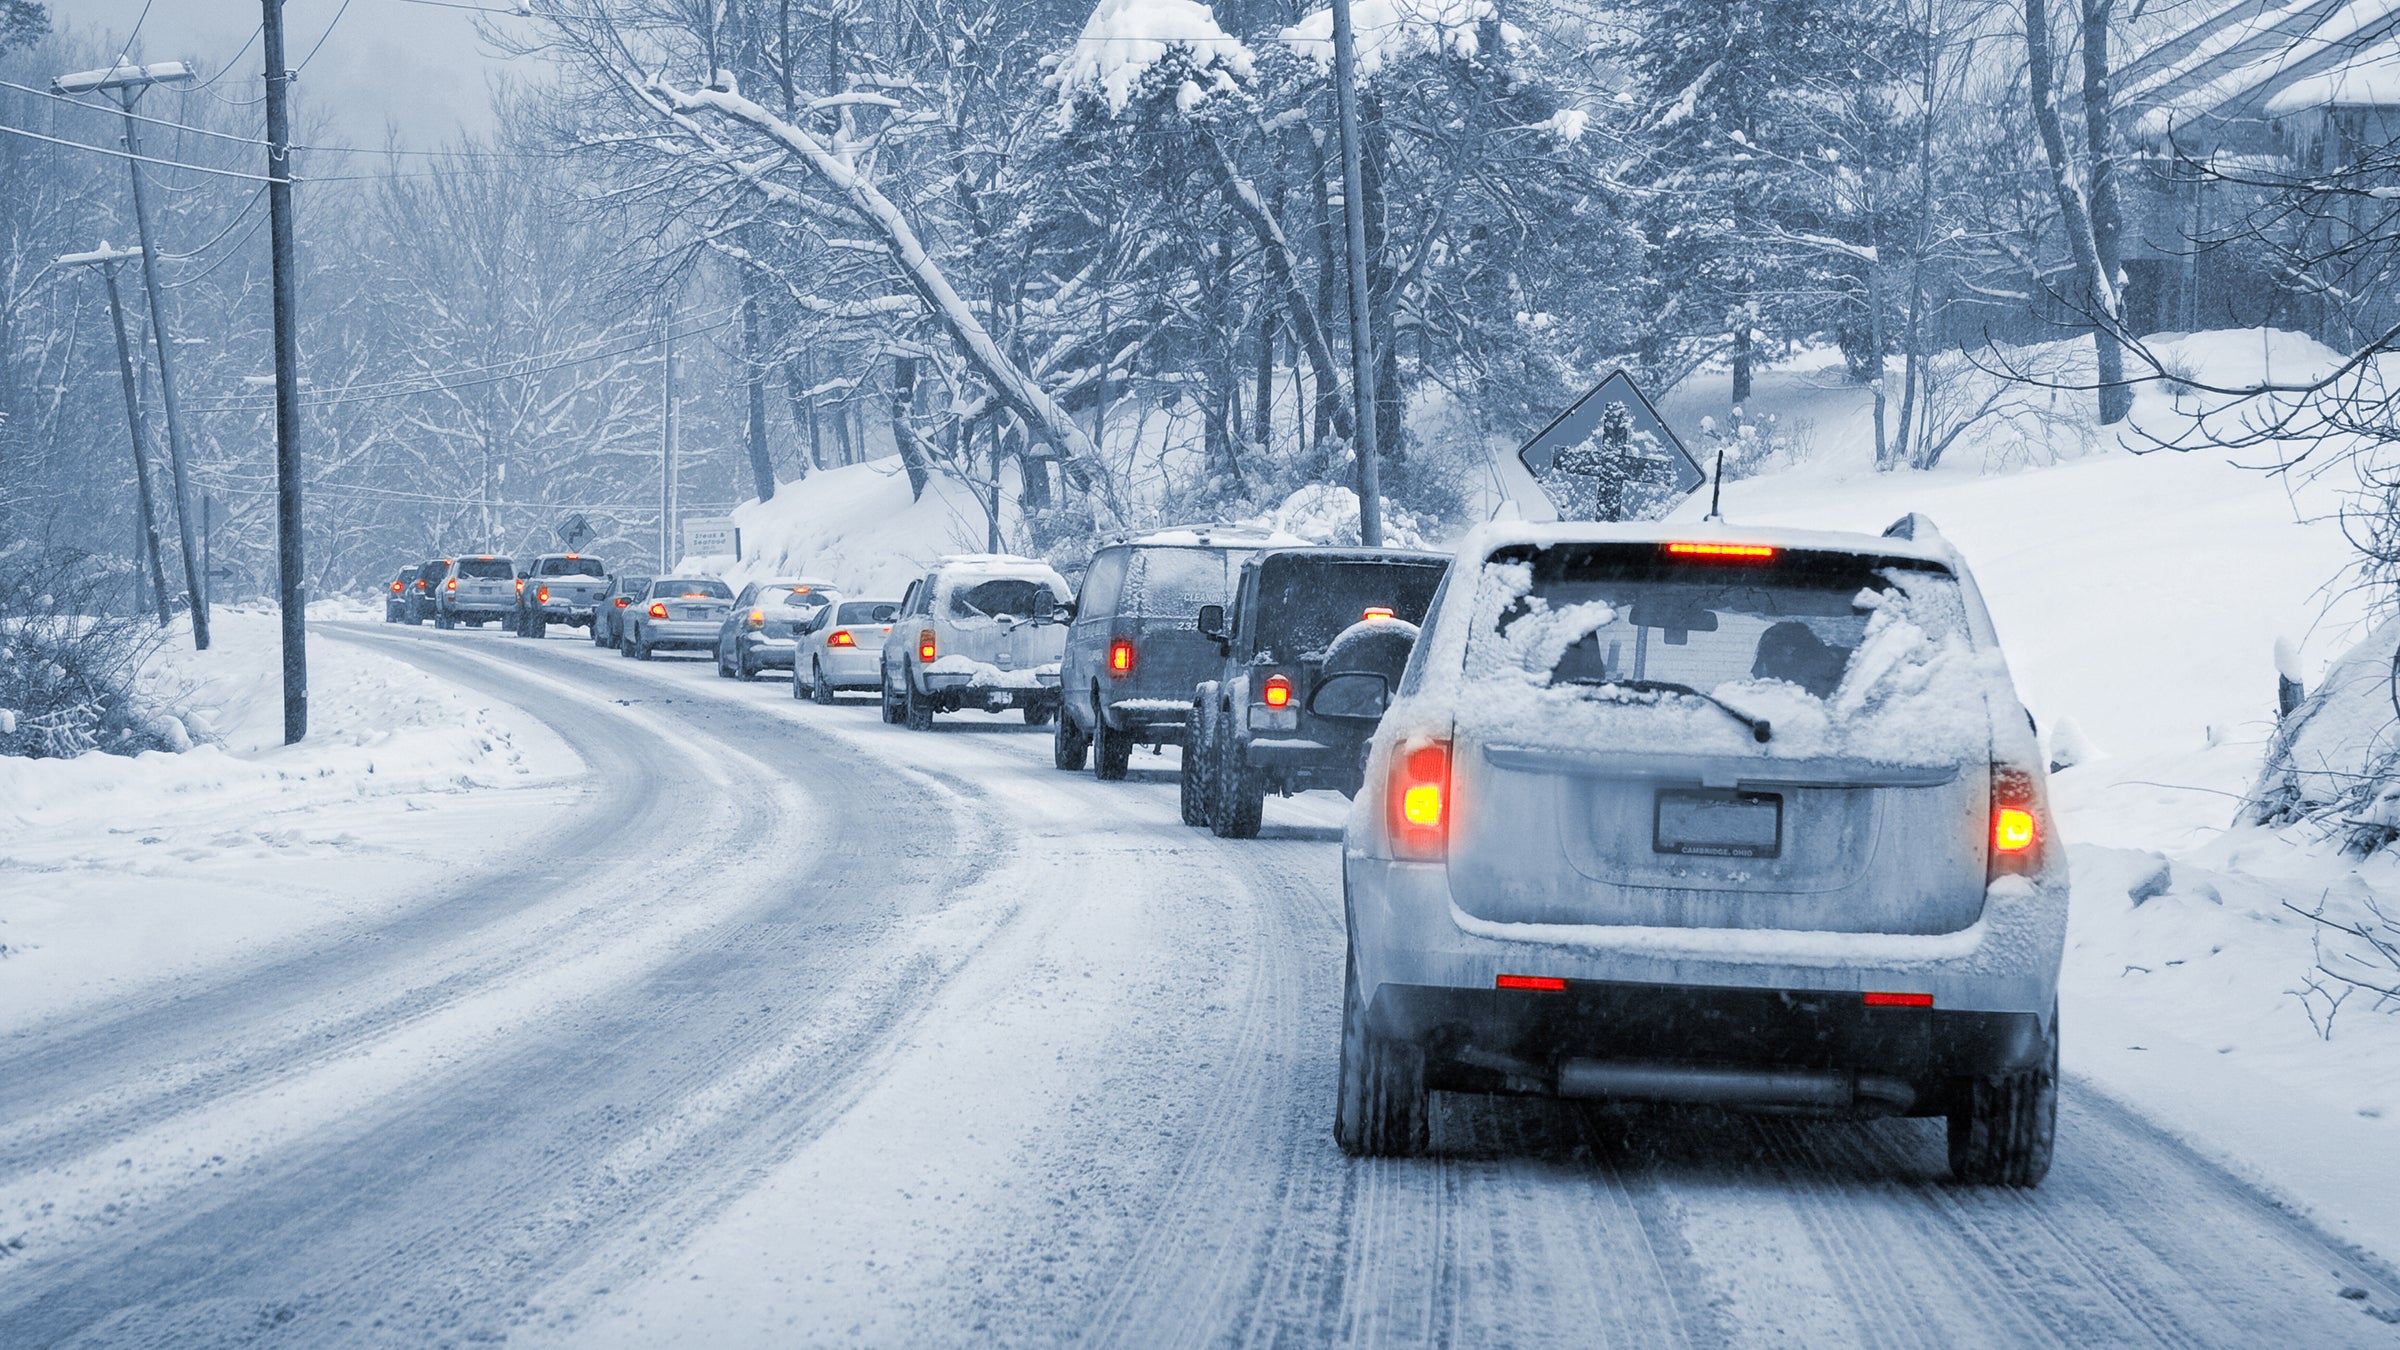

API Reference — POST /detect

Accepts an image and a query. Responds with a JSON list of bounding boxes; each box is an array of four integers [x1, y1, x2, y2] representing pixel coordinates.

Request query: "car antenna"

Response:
[[1703, 448, 1728, 523]]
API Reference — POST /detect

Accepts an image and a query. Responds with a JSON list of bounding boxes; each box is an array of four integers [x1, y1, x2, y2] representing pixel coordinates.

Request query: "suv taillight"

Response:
[[536, 585, 550, 604], [391, 580, 403, 593], [1108, 638, 1134, 676], [445, 577, 457, 592], [1989, 764, 2039, 879], [917, 630, 937, 663], [1388, 740, 1451, 862], [1262, 674, 1292, 708]]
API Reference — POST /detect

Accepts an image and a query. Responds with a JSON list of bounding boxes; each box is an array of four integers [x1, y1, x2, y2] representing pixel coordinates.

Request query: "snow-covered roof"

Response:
[[1123, 522, 1306, 547], [2121, 0, 2400, 142]]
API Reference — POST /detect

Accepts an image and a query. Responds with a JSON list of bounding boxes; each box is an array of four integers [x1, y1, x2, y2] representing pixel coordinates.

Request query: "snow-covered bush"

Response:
[[0, 548, 188, 760]]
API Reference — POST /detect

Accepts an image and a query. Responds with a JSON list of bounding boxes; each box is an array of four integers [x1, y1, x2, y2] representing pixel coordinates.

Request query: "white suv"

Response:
[[1330, 516, 2064, 1185], [880, 556, 1072, 729]]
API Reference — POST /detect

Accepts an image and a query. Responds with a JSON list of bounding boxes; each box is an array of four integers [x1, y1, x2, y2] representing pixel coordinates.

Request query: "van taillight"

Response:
[[1262, 674, 1292, 708], [648, 601, 669, 619], [1109, 638, 1134, 676], [1989, 765, 2039, 878], [826, 629, 855, 648], [918, 630, 937, 663], [1388, 740, 1451, 862]]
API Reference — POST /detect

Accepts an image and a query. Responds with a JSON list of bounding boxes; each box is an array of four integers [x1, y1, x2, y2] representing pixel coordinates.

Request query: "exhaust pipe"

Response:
[[1556, 1059, 1915, 1115]]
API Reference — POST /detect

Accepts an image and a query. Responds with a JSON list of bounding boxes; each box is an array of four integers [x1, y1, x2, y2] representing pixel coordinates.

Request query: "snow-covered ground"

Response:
[[0, 608, 577, 1032]]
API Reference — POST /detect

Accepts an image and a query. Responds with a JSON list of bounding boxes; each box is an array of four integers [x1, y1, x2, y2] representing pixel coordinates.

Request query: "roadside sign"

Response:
[[558, 512, 596, 551], [1517, 370, 1704, 497], [683, 515, 739, 559]]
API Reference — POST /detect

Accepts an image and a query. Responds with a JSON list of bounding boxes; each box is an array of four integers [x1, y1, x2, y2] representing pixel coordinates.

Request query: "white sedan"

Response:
[[794, 598, 900, 703]]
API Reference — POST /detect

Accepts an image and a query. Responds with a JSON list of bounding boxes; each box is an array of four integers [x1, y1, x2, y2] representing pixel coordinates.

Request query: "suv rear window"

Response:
[[455, 558, 513, 580], [1461, 543, 1983, 762], [949, 577, 1062, 621], [1252, 557, 1446, 661], [1125, 547, 1248, 620], [537, 557, 605, 577]]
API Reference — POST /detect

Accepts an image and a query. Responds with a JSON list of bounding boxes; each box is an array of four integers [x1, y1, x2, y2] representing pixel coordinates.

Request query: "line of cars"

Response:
[[380, 515, 2066, 1185]]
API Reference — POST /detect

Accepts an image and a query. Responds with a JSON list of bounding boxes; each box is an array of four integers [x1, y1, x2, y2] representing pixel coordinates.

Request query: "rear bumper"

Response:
[[1344, 854, 2067, 1024], [921, 670, 1061, 693], [736, 634, 799, 666], [1370, 979, 2047, 1108], [538, 600, 598, 620], [1101, 696, 1197, 740], [813, 649, 882, 686], [641, 620, 720, 647]]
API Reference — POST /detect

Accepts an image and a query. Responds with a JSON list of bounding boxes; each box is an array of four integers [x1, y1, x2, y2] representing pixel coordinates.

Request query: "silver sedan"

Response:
[[622, 577, 734, 660]]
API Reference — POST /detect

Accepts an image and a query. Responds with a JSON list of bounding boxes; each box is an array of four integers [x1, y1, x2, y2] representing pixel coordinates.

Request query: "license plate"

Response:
[[1653, 789, 1782, 859]]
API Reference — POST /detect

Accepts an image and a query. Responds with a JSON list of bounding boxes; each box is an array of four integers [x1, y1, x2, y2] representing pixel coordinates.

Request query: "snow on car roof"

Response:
[[1448, 518, 1962, 571], [1123, 523, 1307, 548], [934, 554, 1069, 582]]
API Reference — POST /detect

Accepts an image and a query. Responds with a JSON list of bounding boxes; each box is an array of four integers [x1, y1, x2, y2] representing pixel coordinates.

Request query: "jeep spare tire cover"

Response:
[[1319, 617, 1420, 686]]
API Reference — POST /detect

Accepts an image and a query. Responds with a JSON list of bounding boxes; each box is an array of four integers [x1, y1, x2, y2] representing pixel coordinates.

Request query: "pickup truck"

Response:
[[514, 554, 610, 638], [434, 555, 517, 629], [1183, 547, 1449, 836]]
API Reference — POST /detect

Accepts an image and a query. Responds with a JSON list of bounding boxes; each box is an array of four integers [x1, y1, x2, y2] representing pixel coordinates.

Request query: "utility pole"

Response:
[[1328, 0, 1383, 547], [54, 59, 208, 650], [260, 0, 306, 744], [660, 305, 678, 569], [60, 244, 173, 625]]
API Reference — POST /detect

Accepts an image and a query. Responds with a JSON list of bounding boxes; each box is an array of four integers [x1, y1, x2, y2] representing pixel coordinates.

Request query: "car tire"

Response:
[[881, 671, 905, 724], [738, 649, 760, 681], [592, 621, 607, 647], [529, 614, 547, 639], [904, 676, 935, 731], [1210, 720, 1265, 839], [1334, 943, 1428, 1158], [1178, 705, 1211, 826], [435, 609, 454, 631], [1947, 1015, 2058, 1187], [1095, 719, 1133, 781], [1053, 708, 1090, 771], [634, 632, 653, 660], [812, 662, 837, 706]]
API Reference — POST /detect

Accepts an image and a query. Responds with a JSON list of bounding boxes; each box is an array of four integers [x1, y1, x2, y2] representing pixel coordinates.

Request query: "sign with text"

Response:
[[682, 516, 739, 559]]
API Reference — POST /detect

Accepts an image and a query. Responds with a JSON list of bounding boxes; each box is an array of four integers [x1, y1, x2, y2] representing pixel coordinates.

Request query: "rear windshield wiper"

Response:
[[1560, 677, 1772, 743]]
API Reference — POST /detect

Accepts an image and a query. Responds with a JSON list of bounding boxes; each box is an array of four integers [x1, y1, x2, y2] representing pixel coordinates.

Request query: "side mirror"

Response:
[[1051, 601, 1076, 625], [1197, 603, 1229, 643], [1307, 670, 1391, 722]]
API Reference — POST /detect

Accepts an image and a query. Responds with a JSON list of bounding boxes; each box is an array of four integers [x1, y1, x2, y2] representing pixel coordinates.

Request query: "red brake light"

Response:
[[565, 553, 579, 560], [791, 586, 812, 594], [747, 608, 765, 629], [1497, 974, 1566, 992], [648, 601, 669, 619], [1994, 808, 2036, 853], [917, 630, 937, 663], [1863, 991, 1934, 1008], [1108, 639, 1135, 675], [614, 596, 630, 608], [1262, 674, 1292, 708], [515, 577, 525, 594], [1363, 606, 1395, 621], [1388, 740, 1451, 861], [1665, 542, 1777, 561], [445, 577, 457, 592], [826, 629, 855, 648], [536, 585, 550, 604], [391, 580, 403, 593]]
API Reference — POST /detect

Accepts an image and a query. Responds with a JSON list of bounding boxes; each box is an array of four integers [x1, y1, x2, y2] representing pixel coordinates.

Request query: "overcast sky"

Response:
[[64, 0, 541, 149]]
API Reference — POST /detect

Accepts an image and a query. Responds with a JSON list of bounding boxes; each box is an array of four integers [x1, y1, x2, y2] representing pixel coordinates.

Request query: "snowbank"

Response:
[[715, 457, 1010, 600]]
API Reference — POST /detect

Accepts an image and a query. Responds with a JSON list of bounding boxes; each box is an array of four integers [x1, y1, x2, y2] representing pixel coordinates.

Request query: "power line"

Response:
[[0, 121, 287, 183], [183, 313, 741, 413], [0, 78, 540, 159], [295, 0, 358, 75]]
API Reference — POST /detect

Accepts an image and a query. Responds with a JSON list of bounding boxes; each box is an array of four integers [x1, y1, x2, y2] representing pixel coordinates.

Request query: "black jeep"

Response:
[[1183, 547, 1448, 837]]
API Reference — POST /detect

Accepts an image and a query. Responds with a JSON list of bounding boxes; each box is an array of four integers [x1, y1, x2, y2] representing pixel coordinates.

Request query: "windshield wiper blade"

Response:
[[1564, 677, 1773, 743]]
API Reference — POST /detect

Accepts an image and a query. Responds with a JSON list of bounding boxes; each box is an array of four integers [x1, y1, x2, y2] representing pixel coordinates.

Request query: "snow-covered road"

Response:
[[5, 622, 2397, 1345]]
